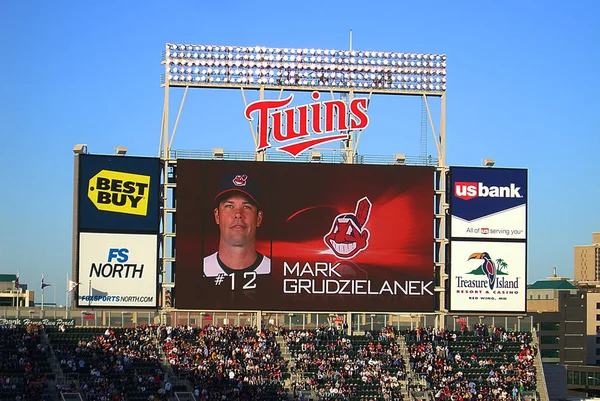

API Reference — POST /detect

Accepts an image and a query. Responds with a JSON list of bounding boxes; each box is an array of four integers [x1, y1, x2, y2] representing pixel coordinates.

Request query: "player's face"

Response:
[[214, 193, 263, 248]]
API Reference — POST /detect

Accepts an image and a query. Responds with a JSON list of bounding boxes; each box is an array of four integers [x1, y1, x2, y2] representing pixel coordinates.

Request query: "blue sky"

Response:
[[1, 1, 599, 305]]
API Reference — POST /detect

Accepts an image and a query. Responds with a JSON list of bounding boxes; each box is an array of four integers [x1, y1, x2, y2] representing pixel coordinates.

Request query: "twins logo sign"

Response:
[[324, 197, 372, 259], [245, 92, 369, 157]]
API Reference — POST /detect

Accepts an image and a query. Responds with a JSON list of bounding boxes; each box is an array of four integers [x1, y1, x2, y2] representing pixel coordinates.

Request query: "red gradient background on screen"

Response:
[[175, 160, 434, 312]]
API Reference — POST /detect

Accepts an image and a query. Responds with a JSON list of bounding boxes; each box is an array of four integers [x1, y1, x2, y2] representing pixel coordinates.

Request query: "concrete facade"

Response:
[[574, 233, 600, 281]]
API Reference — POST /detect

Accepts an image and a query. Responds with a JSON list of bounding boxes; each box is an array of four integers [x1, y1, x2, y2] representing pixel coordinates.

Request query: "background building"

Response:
[[574, 232, 600, 281], [585, 292, 600, 366], [532, 290, 586, 365], [527, 267, 577, 313], [525, 233, 600, 398], [0, 274, 32, 307]]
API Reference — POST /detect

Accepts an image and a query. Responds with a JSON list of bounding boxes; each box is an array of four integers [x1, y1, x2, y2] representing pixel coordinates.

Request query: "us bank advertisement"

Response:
[[77, 232, 158, 307], [450, 167, 527, 239], [175, 160, 434, 312], [450, 240, 526, 313]]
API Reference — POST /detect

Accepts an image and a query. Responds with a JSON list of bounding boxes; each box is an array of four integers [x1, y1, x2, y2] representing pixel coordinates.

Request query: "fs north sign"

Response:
[[450, 167, 527, 240], [244, 91, 369, 157], [77, 232, 158, 308]]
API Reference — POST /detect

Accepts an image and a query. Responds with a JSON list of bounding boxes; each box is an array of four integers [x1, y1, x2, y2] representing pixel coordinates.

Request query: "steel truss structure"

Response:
[[158, 43, 448, 326]]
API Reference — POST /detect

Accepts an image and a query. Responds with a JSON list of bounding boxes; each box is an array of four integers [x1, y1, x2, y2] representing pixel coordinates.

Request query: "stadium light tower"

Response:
[[159, 43, 447, 165], [162, 44, 446, 94]]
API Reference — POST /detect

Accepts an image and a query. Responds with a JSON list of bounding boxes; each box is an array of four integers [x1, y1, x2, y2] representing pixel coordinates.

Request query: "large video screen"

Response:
[[175, 160, 434, 312]]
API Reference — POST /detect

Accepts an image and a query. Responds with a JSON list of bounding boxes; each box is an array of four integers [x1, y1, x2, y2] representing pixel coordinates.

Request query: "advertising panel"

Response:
[[175, 159, 434, 312], [450, 167, 527, 239], [77, 232, 158, 307], [450, 240, 526, 313], [0, 318, 76, 327], [78, 154, 161, 233]]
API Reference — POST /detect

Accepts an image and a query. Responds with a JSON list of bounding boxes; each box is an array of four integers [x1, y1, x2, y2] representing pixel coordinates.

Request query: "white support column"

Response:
[[255, 87, 266, 162], [160, 81, 170, 311], [257, 310, 262, 332], [345, 90, 355, 164], [346, 312, 352, 335]]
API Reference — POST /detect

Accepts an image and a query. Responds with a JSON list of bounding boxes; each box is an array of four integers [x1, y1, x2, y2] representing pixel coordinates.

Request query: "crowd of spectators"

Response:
[[157, 324, 288, 400], [406, 324, 538, 401], [52, 325, 166, 401], [285, 326, 407, 401], [0, 321, 541, 401], [0, 323, 50, 400]]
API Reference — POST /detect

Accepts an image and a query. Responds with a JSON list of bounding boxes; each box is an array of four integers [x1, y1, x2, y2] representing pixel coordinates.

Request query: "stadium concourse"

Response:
[[0, 319, 543, 401]]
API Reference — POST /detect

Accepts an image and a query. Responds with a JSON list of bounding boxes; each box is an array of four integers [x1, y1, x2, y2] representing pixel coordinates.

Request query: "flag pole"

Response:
[[16, 271, 19, 311], [41, 272, 45, 311], [66, 273, 69, 313]]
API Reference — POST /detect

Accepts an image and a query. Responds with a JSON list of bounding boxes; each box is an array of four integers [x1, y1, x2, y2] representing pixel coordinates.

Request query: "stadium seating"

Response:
[[48, 326, 165, 401], [157, 325, 288, 400], [0, 322, 541, 401], [405, 324, 537, 401], [0, 324, 52, 400], [284, 327, 407, 401]]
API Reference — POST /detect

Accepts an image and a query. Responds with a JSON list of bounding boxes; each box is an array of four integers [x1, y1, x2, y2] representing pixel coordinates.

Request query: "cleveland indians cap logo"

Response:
[[232, 174, 248, 186], [324, 197, 372, 259]]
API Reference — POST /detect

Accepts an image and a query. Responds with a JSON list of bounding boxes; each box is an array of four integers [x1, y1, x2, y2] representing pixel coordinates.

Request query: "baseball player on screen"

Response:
[[203, 173, 271, 277]]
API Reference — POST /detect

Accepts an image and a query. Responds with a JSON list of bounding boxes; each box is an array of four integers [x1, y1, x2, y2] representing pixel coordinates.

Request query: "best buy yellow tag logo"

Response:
[[88, 170, 150, 216]]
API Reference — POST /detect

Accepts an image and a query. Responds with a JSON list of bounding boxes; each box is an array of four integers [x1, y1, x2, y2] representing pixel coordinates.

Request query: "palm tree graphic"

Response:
[[495, 259, 508, 273]]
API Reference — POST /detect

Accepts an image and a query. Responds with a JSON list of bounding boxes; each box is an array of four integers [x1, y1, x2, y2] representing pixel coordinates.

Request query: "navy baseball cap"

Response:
[[215, 173, 261, 207]]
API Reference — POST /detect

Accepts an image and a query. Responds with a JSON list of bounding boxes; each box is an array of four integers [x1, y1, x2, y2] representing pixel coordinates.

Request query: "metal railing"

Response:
[[168, 148, 438, 166], [0, 307, 541, 335]]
